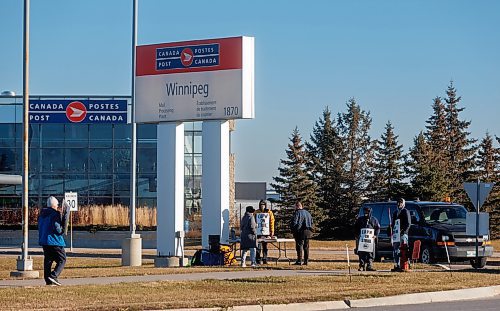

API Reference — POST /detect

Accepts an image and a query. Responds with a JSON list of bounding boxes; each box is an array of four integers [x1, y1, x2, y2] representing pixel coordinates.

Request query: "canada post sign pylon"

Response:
[[135, 36, 255, 123]]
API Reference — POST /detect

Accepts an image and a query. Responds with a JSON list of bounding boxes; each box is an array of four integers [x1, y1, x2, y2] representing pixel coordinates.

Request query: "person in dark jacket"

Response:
[[38, 196, 67, 285], [240, 206, 257, 267], [290, 201, 313, 265], [354, 206, 380, 271], [391, 198, 411, 272]]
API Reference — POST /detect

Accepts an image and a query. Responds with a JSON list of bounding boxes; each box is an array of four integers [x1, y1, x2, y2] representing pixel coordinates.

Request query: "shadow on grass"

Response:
[[0, 250, 156, 260], [426, 268, 500, 274]]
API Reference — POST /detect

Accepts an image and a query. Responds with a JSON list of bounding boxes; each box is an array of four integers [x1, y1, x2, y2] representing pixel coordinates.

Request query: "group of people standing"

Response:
[[240, 200, 313, 267], [355, 198, 411, 272], [38, 195, 411, 285]]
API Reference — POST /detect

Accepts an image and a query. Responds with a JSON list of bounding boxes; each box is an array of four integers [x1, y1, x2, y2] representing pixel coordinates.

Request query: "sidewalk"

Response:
[[0, 269, 349, 287]]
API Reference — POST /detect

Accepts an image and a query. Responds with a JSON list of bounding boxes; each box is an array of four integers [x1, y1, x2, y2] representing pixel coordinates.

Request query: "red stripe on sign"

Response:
[[136, 37, 243, 76]]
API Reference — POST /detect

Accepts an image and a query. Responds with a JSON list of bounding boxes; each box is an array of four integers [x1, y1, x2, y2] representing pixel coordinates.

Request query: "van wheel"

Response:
[[420, 246, 434, 264], [470, 257, 487, 269], [374, 253, 382, 262]]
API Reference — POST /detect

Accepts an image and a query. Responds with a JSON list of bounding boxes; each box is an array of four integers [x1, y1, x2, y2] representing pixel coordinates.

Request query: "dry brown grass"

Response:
[[0, 271, 499, 310], [0, 252, 439, 281], [73, 204, 156, 227]]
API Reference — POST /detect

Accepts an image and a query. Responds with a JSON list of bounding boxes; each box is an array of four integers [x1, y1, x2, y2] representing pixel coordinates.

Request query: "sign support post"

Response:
[[475, 179, 480, 268], [155, 122, 185, 267], [464, 180, 495, 269], [202, 120, 230, 248]]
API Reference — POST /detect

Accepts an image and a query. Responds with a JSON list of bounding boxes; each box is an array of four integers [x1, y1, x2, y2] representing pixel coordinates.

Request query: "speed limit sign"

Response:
[[65, 192, 78, 212]]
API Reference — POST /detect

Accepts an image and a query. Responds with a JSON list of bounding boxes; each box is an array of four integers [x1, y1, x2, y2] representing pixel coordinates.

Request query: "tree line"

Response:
[[271, 82, 499, 238]]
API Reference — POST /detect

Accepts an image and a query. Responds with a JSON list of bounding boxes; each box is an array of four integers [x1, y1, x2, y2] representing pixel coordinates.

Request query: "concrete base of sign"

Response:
[[10, 270, 40, 278], [154, 256, 190, 267], [10, 257, 39, 278], [121, 234, 142, 266]]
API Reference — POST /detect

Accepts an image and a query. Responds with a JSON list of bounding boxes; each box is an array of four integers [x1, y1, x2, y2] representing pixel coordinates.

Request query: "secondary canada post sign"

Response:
[[135, 36, 255, 123], [29, 99, 128, 123]]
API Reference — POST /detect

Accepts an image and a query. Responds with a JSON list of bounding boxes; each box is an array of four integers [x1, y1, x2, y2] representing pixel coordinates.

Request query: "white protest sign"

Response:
[[358, 228, 375, 253], [65, 192, 78, 212], [391, 219, 401, 244], [256, 213, 270, 236]]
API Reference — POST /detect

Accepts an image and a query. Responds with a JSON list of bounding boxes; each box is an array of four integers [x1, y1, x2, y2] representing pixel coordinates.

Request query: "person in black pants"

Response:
[[290, 201, 313, 265], [354, 206, 380, 271], [38, 196, 68, 286]]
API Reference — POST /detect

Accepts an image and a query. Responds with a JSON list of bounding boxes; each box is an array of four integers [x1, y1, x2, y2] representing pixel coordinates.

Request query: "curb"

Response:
[[346, 285, 500, 308], [161, 285, 500, 310]]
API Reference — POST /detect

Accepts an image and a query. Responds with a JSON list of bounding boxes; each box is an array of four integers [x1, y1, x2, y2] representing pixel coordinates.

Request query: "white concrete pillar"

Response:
[[156, 122, 184, 257], [202, 120, 230, 248]]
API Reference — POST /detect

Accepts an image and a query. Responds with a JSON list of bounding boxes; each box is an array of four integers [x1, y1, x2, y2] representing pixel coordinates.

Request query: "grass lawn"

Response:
[[0, 271, 499, 310]]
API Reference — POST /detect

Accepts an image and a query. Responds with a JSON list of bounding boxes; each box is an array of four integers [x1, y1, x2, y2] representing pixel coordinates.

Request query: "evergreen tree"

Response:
[[477, 133, 500, 237], [444, 82, 477, 202], [271, 128, 320, 232], [422, 96, 452, 199], [306, 107, 346, 237], [337, 99, 374, 237], [369, 121, 406, 201], [407, 132, 448, 200]]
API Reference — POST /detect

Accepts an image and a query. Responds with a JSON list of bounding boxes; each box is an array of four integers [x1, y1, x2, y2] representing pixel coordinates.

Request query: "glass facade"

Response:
[[0, 96, 202, 218]]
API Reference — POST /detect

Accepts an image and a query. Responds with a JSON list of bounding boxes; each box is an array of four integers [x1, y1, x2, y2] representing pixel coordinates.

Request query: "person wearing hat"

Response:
[[38, 196, 68, 286], [354, 206, 380, 271], [254, 199, 275, 264], [240, 206, 258, 267], [391, 198, 411, 272]]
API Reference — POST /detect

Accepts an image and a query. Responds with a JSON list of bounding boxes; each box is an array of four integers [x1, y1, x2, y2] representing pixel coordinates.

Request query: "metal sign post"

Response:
[[464, 180, 495, 269], [64, 192, 78, 252]]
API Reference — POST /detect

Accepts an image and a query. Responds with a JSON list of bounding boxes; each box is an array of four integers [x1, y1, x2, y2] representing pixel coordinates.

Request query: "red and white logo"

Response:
[[65, 101, 87, 123], [180, 48, 194, 67]]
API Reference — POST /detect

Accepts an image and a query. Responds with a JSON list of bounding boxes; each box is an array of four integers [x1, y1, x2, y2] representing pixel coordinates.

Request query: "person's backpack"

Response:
[[201, 250, 224, 266], [191, 249, 204, 266]]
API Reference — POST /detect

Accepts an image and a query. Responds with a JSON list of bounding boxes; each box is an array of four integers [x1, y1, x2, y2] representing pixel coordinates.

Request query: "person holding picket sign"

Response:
[[355, 206, 380, 271], [391, 198, 411, 272], [254, 199, 275, 264]]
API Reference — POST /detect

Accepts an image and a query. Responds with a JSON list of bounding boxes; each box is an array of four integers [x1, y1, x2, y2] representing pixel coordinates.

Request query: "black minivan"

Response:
[[358, 201, 494, 268]]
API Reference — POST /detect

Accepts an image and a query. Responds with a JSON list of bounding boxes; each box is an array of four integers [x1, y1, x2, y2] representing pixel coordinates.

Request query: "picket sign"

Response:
[[391, 219, 401, 244], [358, 228, 375, 253], [256, 213, 270, 236]]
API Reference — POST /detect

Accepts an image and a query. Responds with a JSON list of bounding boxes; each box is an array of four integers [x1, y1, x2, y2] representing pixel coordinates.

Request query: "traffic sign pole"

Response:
[[475, 179, 480, 268], [70, 211, 73, 252], [464, 180, 495, 269]]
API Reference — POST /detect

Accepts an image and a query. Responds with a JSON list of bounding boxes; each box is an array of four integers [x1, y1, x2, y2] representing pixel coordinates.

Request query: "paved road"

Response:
[[352, 295, 500, 310]]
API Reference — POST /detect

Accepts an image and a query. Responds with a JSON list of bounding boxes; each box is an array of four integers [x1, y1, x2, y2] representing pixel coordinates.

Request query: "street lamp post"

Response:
[[10, 0, 39, 279], [121, 0, 142, 266]]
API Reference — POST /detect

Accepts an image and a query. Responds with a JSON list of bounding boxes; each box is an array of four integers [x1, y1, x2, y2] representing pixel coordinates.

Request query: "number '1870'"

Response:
[[224, 107, 239, 116]]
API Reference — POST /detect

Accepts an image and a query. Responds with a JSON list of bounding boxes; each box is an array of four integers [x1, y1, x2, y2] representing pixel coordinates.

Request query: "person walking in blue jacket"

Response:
[[38, 196, 67, 286]]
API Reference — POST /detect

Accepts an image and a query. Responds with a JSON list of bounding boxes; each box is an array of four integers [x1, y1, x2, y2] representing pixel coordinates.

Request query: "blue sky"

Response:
[[1, 0, 499, 185]]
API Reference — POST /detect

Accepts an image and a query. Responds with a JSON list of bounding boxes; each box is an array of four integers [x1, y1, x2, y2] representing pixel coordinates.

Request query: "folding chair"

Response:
[[411, 240, 421, 270]]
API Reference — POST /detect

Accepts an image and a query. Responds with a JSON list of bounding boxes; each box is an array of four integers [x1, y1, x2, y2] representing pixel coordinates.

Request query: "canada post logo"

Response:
[[156, 43, 219, 70]]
